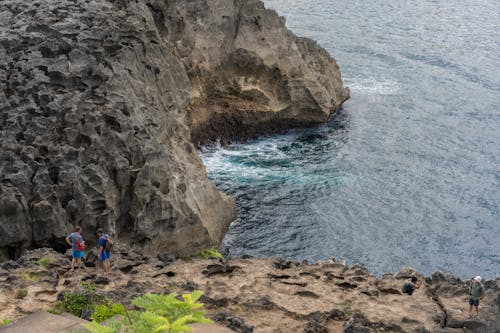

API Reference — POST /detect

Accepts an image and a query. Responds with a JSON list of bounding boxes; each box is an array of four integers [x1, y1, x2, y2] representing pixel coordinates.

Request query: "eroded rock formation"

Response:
[[0, 0, 235, 259], [169, 0, 350, 145], [0, 0, 348, 259], [1, 248, 498, 332]]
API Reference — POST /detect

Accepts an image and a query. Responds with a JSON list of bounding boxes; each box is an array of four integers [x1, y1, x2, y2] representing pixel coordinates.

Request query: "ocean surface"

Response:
[[199, 0, 500, 278]]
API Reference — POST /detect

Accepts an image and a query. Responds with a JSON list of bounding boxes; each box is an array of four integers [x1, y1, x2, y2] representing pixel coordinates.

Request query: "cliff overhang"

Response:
[[0, 0, 348, 259]]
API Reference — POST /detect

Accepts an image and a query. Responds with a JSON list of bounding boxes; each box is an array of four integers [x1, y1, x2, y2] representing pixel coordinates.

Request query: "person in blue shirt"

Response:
[[65, 226, 85, 271], [97, 228, 112, 275]]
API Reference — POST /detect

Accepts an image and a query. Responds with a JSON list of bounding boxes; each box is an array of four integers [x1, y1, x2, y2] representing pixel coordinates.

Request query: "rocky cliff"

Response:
[[165, 0, 350, 145], [0, 0, 348, 259]]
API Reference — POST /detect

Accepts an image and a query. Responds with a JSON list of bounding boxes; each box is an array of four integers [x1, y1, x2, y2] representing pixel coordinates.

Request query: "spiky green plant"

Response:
[[82, 291, 212, 333], [131, 291, 207, 322]]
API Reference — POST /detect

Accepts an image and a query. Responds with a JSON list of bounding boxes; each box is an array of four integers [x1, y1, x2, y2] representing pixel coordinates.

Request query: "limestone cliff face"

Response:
[[0, 0, 235, 258], [157, 0, 350, 145], [0, 0, 348, 259]]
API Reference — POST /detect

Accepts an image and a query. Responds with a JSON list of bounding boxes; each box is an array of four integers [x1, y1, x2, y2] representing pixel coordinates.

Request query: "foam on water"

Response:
[[199, 0, 500, 278], [344, 77, 402, 95]]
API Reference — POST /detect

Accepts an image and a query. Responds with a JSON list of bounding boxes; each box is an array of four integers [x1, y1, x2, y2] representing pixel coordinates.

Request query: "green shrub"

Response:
[[37, 257, 52, 268], [83, 291, 212, 333], [16, 288, 28, 299], [58, 284, 107, 318], [63, 291, 91, 317], [81, 281, 97, 293], [91, 303, 126, 323], [197, 249, 224, 260], [0, 319, 12, 327]]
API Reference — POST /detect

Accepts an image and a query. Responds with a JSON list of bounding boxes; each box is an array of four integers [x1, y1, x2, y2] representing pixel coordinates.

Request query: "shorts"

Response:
[[100, 251, 111, 261], [469, 297, 479, 306], [72, 250, 84, 259]]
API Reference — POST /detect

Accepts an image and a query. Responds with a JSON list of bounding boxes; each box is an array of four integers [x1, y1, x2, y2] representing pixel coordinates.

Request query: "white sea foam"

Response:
[[344, 77, 402, 95], [207, 0, 500, 278]]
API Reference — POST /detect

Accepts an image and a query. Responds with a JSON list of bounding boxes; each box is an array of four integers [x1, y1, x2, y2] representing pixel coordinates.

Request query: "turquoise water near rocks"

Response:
[[199, 0, 500, 278]]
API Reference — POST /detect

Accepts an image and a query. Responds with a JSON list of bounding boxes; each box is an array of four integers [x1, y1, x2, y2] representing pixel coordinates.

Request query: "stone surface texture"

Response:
[[173, 0, 350, 145], [0, 0, 348, 258], [0, 248, 498, 332]]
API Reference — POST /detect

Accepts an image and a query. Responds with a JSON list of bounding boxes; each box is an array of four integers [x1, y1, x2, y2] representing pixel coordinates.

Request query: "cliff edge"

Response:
[[0, 249, 499, 332], [0, 0, 348, 258]]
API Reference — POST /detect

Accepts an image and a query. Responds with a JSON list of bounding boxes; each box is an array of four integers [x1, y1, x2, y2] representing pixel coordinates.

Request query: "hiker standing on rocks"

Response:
[[97, 229, 113, 275], [402, 276, 422, 295], [468, 276, 484, 319], [65, 226, 85, 272]]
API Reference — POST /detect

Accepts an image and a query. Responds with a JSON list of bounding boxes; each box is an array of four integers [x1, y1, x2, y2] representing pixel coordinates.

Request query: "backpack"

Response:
[[104, 237, 113, 251], [402, 283, 414, 295], [76, 236, 86, 251]]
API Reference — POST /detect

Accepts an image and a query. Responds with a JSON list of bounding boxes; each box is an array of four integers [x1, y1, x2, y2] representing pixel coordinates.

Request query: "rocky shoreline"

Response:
[[0, 0, 347, 260], [2, 1, 498, 332], [0, 248, 498, 332]]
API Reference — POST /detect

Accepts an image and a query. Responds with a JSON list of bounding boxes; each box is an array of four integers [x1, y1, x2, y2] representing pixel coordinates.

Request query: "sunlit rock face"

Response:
[[165, 0, 350, 145]]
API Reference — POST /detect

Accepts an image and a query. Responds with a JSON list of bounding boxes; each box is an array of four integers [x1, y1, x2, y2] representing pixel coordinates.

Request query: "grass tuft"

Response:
[[0, 319, 12, 327], [16, 288, 28, 299], [37, 257, 52, 268]]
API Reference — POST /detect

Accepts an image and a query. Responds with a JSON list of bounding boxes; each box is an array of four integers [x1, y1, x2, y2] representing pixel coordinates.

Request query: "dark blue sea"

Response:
[[199, 0, 500, 278]]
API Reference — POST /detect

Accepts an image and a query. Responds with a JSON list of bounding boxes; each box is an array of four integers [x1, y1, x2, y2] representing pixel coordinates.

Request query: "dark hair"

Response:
[[75, 226, 81, 232], [411, 276, 418, 283], [96, 228, 103, 234]]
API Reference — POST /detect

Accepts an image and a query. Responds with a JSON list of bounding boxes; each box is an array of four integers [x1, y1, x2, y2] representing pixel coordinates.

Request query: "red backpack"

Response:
[[76, 236, 86, 251]]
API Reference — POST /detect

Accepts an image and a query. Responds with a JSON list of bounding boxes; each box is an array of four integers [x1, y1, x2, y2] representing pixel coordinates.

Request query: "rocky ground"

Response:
[[0, 248, 498, 333]]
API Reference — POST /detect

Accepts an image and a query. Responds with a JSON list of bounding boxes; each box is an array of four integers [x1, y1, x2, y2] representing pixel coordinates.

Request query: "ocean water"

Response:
[[199, 0, 500, 278]]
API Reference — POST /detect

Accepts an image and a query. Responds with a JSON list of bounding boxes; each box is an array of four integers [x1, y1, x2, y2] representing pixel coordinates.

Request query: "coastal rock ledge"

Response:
[[0, 248, 499, 332], [0, 0, 348, 259]]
